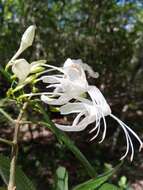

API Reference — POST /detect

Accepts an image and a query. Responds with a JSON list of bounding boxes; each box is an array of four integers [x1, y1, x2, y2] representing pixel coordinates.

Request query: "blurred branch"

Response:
[[0, 108, 15, 124], [0, 138, 13, 146]]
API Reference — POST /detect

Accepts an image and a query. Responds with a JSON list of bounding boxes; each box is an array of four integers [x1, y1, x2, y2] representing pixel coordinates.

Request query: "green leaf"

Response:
[[55, 166, 68, 190], [0, 187, 7, 190], [98, 183, 121, 190], [0, 65, 12, 83], [0, 155, 36, 190], [39, 104, 96, 178], [72, 164, 121, 190]]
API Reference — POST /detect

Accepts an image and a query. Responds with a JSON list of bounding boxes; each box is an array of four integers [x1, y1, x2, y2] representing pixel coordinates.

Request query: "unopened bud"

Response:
[[9, 25, 36, 62], [30, 60, 46, 73], [21, 25, 36, 48], [30, 66, 45, 74]]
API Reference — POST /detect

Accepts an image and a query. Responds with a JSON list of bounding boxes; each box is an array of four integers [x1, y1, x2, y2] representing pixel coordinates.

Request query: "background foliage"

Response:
[[0, 0, 143, 189]]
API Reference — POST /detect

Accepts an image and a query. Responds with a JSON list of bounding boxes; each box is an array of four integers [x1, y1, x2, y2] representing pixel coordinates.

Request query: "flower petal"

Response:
[[42, 76, 62, 84], [88, 86, 111, 116], [55, 124, 78, 131], [12, 59, 30, 81], [60, 103, 85, 115], [41, 94, 71, 105]]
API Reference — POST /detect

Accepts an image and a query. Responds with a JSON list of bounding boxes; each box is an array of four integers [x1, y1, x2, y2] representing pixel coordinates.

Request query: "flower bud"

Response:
[[30, 60, 47, 73], [9, 25, 36, 62], [30, 66, 45, 74], [21, 25, 36, 48]]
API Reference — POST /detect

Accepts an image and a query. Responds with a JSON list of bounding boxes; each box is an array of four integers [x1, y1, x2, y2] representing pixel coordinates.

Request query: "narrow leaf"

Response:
[[98, 183, 121, 190], [72, 164, 121, 190], [0, 155, 36, 190]]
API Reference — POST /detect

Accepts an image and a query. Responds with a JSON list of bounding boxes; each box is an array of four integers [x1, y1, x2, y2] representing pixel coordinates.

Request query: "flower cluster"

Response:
[[40, 58, 143, 161], [7, 26, 142, 161]]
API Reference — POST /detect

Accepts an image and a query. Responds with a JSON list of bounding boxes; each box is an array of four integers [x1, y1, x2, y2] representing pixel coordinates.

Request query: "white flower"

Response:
[[55, 85, 143, 161], [41, 58, 97, 105], [12, 59, 46, 82], [7, 25, 36, 67]]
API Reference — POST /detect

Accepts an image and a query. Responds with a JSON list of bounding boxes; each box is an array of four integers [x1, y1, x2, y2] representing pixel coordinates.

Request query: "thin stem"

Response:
[[0, 138, 13, 146], [7, 101, 28, 190], [0, 108, 15, 124]]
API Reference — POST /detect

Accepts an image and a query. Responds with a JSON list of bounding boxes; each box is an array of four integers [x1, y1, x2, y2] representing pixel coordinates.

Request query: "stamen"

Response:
[[99, 112, 107, 143], [89, 110, 99, 133], [110, 114, 136, 160], [36, 68, 56, 78], [40, 63, 64, 73], [46, 84, 60, 89], [120, 120, 143, 151], [90, 123, 101, 141], [127, 133, 134, 162], [89, 118, 100, 133], [117, 120, 130, 160]]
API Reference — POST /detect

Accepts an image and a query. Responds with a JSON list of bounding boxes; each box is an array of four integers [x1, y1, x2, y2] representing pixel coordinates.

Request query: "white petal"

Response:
[[82, 63, 99, 78], [63, 58, 73, 68], [12, 59, 30, 81], [55, 115, 90, 132], [88, 86, 111, 116], [42, 76, 62, 84], [41, 94, 71, 105], [55, 123, 78, 132], [60, 103, 85, 115], [76, 115, 96, 131], [73, 112, 85, 126]]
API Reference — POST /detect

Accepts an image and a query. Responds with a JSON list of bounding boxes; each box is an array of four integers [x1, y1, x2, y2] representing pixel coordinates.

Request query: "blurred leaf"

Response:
[[72, 163, 121, 190], [39, 104, 96, 178], [98, 183, 121, 190], [0, 155, 36, 190], [55, 166, 68, 190], [0, 65, 11, 83], [118, 176, 127, 189]]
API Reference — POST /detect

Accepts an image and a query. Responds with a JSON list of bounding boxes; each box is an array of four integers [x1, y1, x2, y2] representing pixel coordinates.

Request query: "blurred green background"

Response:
[[0, 0, 143, 189]]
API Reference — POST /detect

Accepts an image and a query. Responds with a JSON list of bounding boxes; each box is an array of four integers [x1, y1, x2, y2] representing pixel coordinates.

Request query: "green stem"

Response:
[[0, 138, 13, 146], [7, 101, 28, 190], [0, 108, 15, 124]]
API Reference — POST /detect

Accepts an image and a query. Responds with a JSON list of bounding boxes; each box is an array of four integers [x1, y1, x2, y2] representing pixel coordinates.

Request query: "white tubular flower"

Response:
[[55, 85, 143, 161], [12, 59, 46, 82], [41, 58, 91, 105], [8, 25, 36, 65]]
